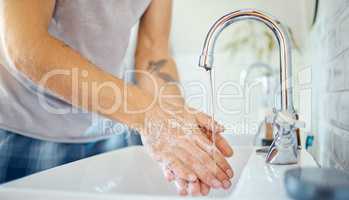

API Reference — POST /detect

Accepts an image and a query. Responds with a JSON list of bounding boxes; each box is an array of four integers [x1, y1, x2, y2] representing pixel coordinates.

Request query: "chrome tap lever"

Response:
[[274, 111, 305, 130], [266, 110, 305, 165]]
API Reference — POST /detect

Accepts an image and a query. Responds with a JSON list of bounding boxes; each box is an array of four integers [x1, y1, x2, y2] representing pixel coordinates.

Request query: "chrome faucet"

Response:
[[198, 9, 304, 165]]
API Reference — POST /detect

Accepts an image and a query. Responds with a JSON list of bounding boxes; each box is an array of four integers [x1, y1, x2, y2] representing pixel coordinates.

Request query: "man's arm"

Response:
[[2, 1, 234, 193], [1, 0, 154, 129], [135, 0, 210, 195], [135, 0, 184, 105]]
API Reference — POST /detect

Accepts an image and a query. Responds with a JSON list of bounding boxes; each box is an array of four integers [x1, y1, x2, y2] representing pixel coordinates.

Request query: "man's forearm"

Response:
[[135, 53, 184, 106], [4, 32, 154, 130], [134, 0, 183, 106]]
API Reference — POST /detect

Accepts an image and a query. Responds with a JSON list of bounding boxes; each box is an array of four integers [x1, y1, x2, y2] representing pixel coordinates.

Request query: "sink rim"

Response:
[[3, 145, 255, 198]]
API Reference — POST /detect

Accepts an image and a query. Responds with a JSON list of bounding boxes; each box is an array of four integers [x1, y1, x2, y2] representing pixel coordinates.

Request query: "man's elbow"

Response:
[[1, 30, 50, 77]]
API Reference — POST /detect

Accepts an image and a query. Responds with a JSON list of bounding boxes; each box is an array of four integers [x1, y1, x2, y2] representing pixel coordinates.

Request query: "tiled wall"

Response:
[[310, 0, 349, 170]]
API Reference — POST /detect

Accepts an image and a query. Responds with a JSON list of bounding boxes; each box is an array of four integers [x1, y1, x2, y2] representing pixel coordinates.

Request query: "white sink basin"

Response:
[[3, 146, 254, 198], [0, 144, 318, 200]]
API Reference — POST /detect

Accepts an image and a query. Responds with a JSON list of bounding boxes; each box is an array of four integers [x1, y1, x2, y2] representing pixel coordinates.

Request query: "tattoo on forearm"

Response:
[[147, 59, 177, 83], [62, 43, 69, 49], [157, 72, 176, 83], [147, 59, 167, 72]]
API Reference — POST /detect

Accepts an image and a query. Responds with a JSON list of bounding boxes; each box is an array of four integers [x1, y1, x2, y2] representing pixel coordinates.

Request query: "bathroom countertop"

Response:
[[231, 149, 318, 199], [0, 147, 317, 200]]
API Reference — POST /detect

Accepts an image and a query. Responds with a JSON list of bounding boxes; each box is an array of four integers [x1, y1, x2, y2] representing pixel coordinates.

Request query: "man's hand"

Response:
[[141, 102, 234, 193], [162, 111, 234, 196]]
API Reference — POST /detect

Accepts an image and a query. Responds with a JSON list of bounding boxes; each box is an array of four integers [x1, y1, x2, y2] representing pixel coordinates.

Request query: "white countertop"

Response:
[[231, 148, 318, 199], [0, 146, 317, 200]]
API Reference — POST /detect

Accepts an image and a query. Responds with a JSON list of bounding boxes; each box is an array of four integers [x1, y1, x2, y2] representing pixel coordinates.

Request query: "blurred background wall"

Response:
[[309, 0, 349, 170]]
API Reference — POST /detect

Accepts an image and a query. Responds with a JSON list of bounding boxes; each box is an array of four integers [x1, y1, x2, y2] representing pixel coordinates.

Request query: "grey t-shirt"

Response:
[[0, 0, 151, 143]]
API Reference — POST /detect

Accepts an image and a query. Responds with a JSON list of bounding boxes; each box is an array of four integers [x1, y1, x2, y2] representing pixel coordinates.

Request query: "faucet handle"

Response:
[[264, 109, 305, 129], [266, 110, 303, 165], [275, 111, 305, 129]]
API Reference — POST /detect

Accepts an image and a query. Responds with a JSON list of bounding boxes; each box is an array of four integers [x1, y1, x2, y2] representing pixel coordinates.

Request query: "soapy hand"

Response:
[[141, 102, 234, 195], [163, 166, 211, 196], [162, 116, 234, 196]]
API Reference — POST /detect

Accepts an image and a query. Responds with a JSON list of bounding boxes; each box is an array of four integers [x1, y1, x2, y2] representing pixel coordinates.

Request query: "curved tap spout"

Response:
[[199, 9, 293, 112], [199, 9, 302, 165]]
